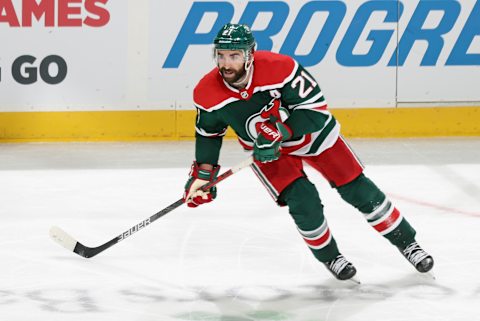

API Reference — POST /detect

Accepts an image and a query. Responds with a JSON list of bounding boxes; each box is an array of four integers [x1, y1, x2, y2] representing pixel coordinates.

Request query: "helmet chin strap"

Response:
[[244, 50, 254, 71], [232, 58, 253, 89]]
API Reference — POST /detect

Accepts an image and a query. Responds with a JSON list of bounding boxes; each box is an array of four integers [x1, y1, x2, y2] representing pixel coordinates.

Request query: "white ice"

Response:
[[1, 138, 479, 321]]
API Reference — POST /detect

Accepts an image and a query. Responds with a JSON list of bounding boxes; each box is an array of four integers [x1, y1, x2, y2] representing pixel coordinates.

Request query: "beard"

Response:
[[219, 67, 246, 85]]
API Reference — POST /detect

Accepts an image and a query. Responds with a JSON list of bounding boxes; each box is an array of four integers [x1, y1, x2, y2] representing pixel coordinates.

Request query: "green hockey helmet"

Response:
[[213, 23, 255, 65]]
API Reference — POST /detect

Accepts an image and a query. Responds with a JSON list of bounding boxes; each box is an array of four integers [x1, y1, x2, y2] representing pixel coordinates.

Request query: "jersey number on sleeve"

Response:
[[291, 71, 317, 98]]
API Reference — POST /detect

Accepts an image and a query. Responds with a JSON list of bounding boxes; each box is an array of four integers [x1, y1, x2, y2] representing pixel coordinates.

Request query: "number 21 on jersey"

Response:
[[291, 71, 317, 98]]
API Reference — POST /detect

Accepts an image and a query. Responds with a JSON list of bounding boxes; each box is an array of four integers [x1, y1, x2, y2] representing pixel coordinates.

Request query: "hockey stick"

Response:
[[49, 156, 254, 258]]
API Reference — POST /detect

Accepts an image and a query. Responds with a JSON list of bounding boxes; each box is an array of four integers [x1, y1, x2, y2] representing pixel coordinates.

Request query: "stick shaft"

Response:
[[117, 156, 254, 241]]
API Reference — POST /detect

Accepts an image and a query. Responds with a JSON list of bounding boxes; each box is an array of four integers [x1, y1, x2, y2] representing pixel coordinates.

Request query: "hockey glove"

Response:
[[254, 118, 293, 163], [183, 161, 221, 208]]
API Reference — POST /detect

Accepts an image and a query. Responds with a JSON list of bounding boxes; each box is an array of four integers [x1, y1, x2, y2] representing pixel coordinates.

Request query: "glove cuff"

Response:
[[190, 162, 221, 181], [276, 122, 293, 141]]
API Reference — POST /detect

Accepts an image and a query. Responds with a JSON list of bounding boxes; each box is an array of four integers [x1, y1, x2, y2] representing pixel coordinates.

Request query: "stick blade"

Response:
[[49, 226, 78, 252]]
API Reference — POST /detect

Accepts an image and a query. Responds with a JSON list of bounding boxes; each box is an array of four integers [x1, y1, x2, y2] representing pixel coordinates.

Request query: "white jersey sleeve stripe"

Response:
[[195, 126, 227, 137]]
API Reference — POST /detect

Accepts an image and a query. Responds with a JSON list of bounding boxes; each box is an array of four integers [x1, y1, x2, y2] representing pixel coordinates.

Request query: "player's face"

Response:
[[216, 50, 246, 84]]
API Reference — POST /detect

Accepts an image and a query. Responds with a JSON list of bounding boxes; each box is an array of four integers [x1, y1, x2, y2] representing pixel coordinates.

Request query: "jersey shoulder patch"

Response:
[[251, 51, 297, 88], [194, 69, 236, 111]]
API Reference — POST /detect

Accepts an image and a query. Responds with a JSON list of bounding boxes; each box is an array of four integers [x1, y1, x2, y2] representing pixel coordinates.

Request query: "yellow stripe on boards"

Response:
[[0, 107, 478, 142], [331, 106, 480, 137], [0, 110, 177, 142]]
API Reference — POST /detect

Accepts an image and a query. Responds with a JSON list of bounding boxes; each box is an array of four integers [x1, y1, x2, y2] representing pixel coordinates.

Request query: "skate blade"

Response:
[[347, 276, 361, 285], [423, 270, 436, 280]]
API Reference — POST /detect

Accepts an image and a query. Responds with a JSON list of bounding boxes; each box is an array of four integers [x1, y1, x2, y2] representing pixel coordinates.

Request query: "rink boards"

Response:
[[1, 0, 479, 141], [0, 106, 478, 142]]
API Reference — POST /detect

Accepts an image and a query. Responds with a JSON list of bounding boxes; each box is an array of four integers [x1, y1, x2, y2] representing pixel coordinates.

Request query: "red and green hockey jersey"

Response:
[[193, 51, 340, 165]]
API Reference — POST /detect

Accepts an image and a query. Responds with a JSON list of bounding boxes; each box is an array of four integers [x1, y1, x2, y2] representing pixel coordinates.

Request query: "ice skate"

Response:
[[324, 254, 358, 282], [399, 241, 434, 273]]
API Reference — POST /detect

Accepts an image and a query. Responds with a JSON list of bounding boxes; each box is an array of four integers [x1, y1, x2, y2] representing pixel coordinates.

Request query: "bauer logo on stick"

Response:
[[119, 218, 151, 240]]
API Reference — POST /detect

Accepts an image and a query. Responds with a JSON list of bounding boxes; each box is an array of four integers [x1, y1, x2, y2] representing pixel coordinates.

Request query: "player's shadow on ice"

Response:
[[178, 275, 454, 321]]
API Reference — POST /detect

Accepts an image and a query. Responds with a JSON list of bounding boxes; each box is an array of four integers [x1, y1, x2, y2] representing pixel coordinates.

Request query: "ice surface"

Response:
[[0, 138, 479, 321]]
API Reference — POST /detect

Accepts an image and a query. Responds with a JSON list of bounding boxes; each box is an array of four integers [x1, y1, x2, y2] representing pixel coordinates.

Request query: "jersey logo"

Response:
[[245, 98, 289, 141], [260, 98, 281, 120]]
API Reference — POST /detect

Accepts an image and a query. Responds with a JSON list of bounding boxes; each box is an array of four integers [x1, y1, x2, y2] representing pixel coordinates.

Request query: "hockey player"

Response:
[[183, 23, 434, 281]]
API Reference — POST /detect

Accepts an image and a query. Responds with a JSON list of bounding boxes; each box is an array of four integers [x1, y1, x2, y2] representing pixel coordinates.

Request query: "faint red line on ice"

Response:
[[388, 193, 480, 218]]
